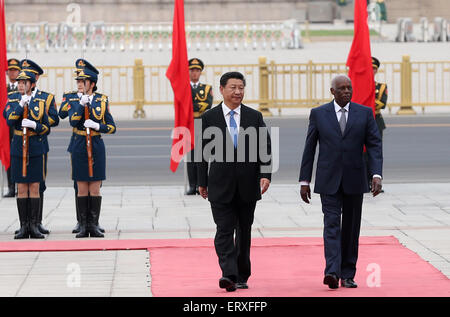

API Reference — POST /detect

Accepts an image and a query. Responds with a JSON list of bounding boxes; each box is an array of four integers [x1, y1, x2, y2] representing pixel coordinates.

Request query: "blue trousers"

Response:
[[320, 186, 363, 279]]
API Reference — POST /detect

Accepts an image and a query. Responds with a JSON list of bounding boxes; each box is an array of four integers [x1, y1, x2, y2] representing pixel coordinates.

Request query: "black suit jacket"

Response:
[[197, 103, 272, 203], [299, 101, 383, 195]]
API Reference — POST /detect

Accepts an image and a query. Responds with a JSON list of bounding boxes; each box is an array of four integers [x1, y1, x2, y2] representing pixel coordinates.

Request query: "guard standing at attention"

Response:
[[372, 57, 388, 138], [367, 56, 387, 193], [3, 70, 50, 239], [3, 58, 21, 198], [185, 58, 213, 195], [68, 65, 116, 238], [59, 59, 104, 235], [18, 59, 59, 235]]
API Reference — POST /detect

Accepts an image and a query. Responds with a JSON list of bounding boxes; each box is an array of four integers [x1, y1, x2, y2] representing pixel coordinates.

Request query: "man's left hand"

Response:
[[260, 178, 270, 195], [371, 177, 382, 197]]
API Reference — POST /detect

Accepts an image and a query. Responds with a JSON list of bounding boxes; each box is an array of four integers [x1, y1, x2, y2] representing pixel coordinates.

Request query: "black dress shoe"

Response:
[[185, 186, 197, 195], [3, 189, 15, 198], [341, 278, 358, 288], [323, 274, 339, 289], [219, 277, 236, 292], [236, 282, 248, 289]]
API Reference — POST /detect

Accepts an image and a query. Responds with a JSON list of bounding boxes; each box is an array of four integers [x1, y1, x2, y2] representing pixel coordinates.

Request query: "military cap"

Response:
[[20, 59, 44, 75], [8, 58, 21, 71], [189, 58, 204, 71], [75, 59, 99, 75], [372, 57, 381, 70], [16, 70, 36, 83], [75, 68, 98, 83]]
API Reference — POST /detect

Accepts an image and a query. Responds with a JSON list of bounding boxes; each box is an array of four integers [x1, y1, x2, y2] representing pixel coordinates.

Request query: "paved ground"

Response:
[[0, 183, 449, 296]]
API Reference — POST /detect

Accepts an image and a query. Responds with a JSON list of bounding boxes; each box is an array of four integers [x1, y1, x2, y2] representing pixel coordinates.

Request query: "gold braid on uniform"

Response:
[[375, 83, 387, 114], [193, 85, 212, 118]]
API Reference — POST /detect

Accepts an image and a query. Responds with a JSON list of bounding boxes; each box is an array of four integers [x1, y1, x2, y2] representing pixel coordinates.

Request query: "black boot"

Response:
[[72, 193, 81, 234], [3, 169, 15, 198], [37, 193, 50, 234], [29, 198, 45, 239], [75, 196, 89, 238], [14, 198, 30, 239], [88, 194, 105, 233], [88, 196, 104, 238], [185, 186, 197, 195]]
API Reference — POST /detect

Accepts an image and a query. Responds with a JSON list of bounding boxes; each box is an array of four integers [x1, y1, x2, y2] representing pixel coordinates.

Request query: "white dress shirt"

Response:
[[334, 100, 349, 122], [9, 82, 18, 91], [222, 102, 241, 135], [300, 101, 381, 186], [191, 81, 200, 89]]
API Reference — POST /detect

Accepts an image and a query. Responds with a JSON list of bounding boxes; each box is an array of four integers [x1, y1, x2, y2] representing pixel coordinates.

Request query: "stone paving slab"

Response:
[[0, 183, 449, 296]]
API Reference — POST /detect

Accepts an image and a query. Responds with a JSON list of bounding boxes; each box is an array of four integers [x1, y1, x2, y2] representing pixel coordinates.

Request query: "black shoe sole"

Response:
[[219, 278, 236, 292], [236, 283, 248, 289], [341, 281, 358, 288], [323, 275, 339, 289]]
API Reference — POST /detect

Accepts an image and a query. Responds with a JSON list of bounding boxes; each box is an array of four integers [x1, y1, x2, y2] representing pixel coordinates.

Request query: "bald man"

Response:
[[299, 75, 383, 289]]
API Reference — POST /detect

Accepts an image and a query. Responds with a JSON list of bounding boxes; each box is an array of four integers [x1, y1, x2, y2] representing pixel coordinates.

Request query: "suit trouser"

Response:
[[320, 186, 363, 279], [210, 194, 256, 283]]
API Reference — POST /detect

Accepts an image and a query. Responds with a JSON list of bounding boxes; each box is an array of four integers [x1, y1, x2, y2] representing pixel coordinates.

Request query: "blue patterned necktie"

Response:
[[229, 110, 238, 148]]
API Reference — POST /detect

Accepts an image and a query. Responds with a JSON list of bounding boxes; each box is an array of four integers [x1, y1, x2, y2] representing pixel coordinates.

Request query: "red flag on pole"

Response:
[[346, 0, 375, 115], [0, 0, 10, 170], [166, 0, 194, 172]]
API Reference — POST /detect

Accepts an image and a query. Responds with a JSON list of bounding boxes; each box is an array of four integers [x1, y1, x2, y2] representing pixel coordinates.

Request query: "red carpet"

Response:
[[0, 236, 448, 297], [149, 236, 450, 297]]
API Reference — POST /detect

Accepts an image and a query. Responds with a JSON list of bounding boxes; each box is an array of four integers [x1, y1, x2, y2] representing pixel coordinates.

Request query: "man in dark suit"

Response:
[[299, 75, 383, 289], [197, 72, 272, 292]]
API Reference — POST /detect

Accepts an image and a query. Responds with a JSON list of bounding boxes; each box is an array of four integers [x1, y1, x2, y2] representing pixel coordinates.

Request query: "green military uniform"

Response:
[[372, 57, 388, 138], [367, 57, 387, 193], [186, 58, 213, 195], [192, 83, 213, 118], [375, 81, 387, 137]]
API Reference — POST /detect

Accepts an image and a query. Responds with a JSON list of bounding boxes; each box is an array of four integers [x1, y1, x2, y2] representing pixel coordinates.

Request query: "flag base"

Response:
[[396, 107, 417, 115]]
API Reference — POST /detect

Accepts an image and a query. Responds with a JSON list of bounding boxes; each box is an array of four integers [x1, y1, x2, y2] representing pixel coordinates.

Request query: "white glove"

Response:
[[80, 95, 90, 106], [84, 119, 100, 131], [22, 119, 37, 130], [19, 95, 31, 107]]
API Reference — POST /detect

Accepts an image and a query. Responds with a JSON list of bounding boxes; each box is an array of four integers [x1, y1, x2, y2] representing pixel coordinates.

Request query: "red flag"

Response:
[[0, 0, 10, 170], [346, 0, 375, 115], [166, 0, 194, 172]]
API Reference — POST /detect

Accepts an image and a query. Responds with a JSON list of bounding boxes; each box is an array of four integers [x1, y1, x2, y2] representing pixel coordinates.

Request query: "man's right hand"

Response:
[[300, 185, 311, 204], [198, 186, 208, 199]]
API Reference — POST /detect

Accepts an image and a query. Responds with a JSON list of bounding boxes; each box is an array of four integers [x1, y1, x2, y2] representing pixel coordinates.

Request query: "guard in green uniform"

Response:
[[368, 56, 387, 192], [185, 58, 213, 195], [3, 59, 21, 198], [372, 57, 388, 138]]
